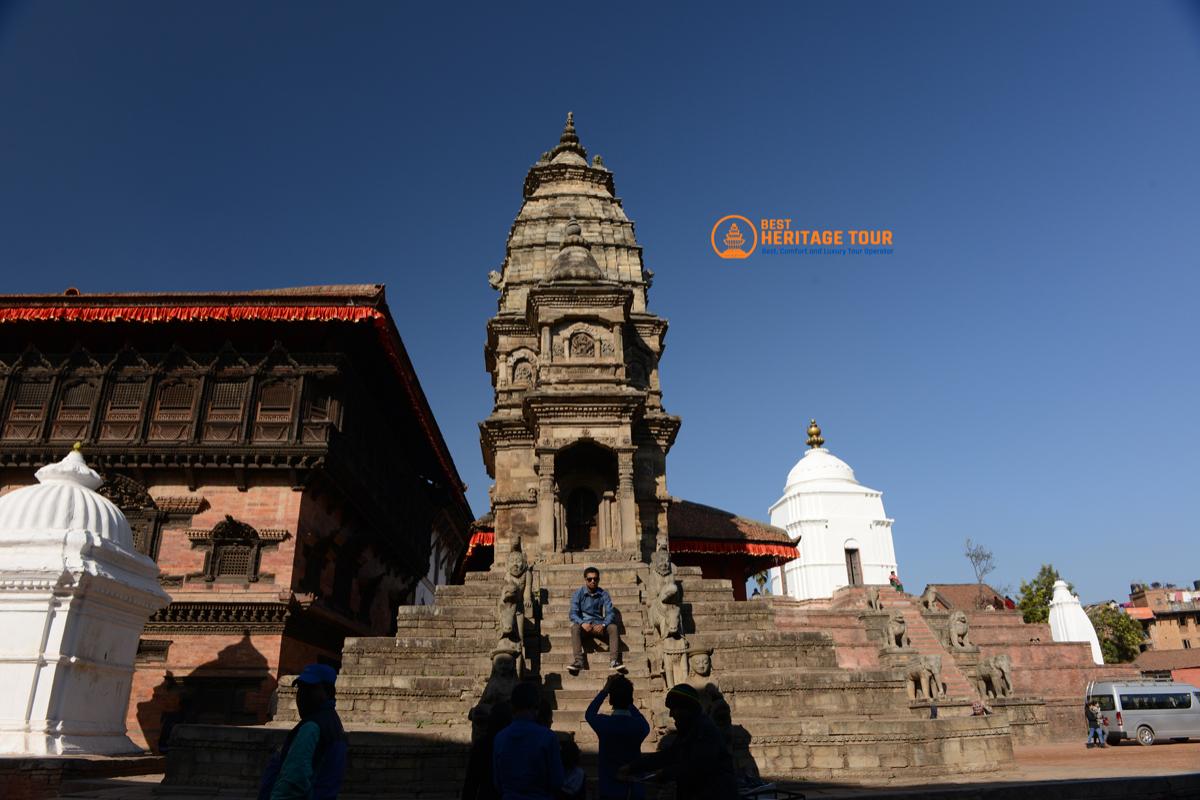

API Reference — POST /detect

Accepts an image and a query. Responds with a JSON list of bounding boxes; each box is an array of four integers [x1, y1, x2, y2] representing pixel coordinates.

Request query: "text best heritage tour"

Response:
[[760, 218, 893, 247]]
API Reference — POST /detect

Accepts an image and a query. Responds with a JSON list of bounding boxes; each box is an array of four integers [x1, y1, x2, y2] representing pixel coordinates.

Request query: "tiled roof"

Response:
[[1124, 606, 1156, 620], [0, 285, 386, 307], [666, 498, 792, 544], [1135, 649, 1200, 671], [926, 583, 1008, 610]]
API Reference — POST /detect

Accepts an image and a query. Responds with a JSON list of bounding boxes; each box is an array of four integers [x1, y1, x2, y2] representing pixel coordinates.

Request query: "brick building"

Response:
[[1124, 581, 1200, 652], [0, 285, 472, 750]]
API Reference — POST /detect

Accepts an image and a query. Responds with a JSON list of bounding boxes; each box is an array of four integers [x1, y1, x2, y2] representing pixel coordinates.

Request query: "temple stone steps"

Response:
[[896, 606, 979, 697]]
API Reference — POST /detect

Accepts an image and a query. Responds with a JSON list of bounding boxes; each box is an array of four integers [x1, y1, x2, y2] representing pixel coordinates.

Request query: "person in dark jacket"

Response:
[[586, 674, 650, 800], [619, 684, 737, 800], [259, 663, 348, 800], [1085, 701, 1105, 748]]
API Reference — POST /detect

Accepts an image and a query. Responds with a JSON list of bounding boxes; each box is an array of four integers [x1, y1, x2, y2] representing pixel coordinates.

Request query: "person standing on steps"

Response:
[[492, 681, 563, 799], [585, 673, 650, 800], [568, 566, 624, 674]]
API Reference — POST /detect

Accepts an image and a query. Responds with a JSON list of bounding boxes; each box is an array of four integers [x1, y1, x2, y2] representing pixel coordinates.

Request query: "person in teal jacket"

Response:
[[259, 664, 348, 800]]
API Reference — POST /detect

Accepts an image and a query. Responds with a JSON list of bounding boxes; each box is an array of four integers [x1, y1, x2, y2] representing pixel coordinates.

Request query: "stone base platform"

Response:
[[0, 753, 164, 800]]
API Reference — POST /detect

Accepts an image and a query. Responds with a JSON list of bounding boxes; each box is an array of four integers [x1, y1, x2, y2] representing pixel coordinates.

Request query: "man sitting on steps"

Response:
[[568, 566, 624, 674]]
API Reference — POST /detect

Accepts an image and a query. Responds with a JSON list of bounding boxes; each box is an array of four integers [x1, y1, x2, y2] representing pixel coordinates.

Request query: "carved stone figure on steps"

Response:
[[647, 546, 688, 687], [496, 538, 534, 673], [946, 610, 972, 650], [919, 586, 939, 611], [905, 655, 943, 701], [686, 650, 732, 749], [865, 586, 883, 611], [887, 610, 911, 649], [470, 651, 518, 741], [975, 654, 1013, 699]]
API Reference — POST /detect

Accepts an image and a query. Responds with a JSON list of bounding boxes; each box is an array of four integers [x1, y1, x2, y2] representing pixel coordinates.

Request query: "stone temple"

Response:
[[158, 115, 1134, 794]]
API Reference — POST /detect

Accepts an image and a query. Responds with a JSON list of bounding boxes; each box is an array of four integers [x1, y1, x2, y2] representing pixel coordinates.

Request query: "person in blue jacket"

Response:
[[492, 681, 563, 799], [259, 663, 348, 800], [585, 673, 650, 800], [568, 566, 623, 674]]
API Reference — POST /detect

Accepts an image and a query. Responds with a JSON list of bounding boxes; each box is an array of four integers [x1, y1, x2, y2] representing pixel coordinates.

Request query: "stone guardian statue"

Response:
[[496, 537, 534, 674]]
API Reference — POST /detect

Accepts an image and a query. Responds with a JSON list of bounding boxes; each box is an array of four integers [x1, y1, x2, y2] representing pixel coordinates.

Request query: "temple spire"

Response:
[[806, 419, 824, 449], [549, 111, 588, 160]]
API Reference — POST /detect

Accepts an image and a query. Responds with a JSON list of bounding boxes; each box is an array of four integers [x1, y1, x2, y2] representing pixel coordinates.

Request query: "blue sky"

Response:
[[1, 2, 1198, 603]]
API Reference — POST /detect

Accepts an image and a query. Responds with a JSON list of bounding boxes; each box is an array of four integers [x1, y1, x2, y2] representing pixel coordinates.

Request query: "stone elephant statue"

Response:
[[975, 654, 1013, 699], [905, 655, 944, 701]]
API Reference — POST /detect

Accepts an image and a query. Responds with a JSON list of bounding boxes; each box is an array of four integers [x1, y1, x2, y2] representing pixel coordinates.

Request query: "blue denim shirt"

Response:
[[570, 585, 614, 626]]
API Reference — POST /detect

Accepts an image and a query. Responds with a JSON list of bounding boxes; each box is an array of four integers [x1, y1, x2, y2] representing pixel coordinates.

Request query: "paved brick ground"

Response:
[[51, 741, 1200, 799]]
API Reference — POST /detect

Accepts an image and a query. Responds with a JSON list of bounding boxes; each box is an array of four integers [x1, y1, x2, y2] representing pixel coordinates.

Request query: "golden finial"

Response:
[[805, 419, 824, 449], [72, 441, 83, 452]]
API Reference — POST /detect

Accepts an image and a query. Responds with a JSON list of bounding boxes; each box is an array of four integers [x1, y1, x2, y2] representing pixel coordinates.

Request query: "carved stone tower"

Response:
[[480, 113, 680, 562]]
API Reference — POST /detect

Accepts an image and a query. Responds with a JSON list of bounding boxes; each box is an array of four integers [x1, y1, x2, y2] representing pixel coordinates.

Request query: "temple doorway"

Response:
[[555, 441, 617, 552], [845, 547, 863, 586]]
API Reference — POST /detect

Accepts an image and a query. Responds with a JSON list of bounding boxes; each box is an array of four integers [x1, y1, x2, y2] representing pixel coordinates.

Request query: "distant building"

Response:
[[1123, 581, 1200, 652], [767, 421, 898, 600], [0, 286, 473, 750], [1135, 649, 1200, 686], [921, 582, 1012, 612]]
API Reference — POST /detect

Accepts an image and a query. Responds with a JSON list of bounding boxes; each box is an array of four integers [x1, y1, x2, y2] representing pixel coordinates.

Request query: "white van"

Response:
[[1087, 678, 1200, 746]]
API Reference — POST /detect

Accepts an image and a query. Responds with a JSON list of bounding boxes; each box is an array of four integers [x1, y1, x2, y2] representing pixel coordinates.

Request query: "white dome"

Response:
[[0, 449, 135, 550], [784, 447, 859, 490]]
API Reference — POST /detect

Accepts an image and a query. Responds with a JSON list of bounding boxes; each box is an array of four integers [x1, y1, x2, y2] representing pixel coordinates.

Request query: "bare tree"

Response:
[[964, 539, 997, 609]]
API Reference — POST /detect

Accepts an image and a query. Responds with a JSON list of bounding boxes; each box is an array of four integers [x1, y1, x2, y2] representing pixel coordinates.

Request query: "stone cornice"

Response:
[[184, 527, 291, 543], [522, 163, 615, 198], [153, 496, 207, 515]]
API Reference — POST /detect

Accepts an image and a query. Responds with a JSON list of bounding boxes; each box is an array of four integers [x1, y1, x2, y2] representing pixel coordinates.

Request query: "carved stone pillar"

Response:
[[537, 451, 556, 555], [617, 450, 636, 551]]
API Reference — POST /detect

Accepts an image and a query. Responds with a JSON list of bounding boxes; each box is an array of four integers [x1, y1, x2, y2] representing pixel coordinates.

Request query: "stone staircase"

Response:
[[894, 600, 977, 698]]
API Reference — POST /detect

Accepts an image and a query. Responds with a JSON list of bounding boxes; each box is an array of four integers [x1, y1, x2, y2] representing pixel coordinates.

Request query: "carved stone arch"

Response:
[[555, 321, 603, 361], [508, 347, 538, 387]]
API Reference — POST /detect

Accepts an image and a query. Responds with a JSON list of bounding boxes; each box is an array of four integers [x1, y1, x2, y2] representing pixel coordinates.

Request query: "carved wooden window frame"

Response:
[[203, 515, 266, 584], [49, 377, 100, 442], [2, 374, 55, 441], [252, 376, 299, 443], [99, 377, 152, 442], [148, 376, 201, 442]]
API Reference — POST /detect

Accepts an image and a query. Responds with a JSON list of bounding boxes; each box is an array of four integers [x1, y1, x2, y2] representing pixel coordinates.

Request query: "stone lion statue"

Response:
[[865, 586, 883, 611], [946, 610, 972, 650], [919, 585, 939, 611], [887, 610, 911, 649], [975, 654, 1013, 699]]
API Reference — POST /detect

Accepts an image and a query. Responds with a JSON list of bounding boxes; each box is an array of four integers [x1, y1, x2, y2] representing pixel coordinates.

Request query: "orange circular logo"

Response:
[[711, 214, 757, 259]]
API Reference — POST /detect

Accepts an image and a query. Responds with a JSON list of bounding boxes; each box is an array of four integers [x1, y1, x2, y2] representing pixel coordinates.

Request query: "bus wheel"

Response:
[[1136, 726, 1156, 746]]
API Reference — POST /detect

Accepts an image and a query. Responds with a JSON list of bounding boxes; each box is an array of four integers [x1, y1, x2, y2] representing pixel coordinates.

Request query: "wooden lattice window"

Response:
[[149, 379, 199, 441], [50, 380, 97, 440], [202, 380, 248, 442], [3, 379, 53, 440], [100, 379, 149, 441], [301, 380, 339, 443], [204, 515, 263, 583], [252, 380, 296, 442]]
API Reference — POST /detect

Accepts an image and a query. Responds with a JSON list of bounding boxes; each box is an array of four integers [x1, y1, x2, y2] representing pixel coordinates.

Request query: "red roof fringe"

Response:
[[465, 531, 495, 558], [669, 538, 797, 561]]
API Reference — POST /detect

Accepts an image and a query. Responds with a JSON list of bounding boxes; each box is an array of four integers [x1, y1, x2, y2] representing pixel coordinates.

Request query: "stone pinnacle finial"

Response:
[[561, 217, 587, 248], [806, 419, 824, 449], [72, 441, 83, 452], [549, 111, 587, 160]]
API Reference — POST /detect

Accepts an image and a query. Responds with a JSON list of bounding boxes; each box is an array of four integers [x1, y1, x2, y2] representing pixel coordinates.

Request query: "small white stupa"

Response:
[[1049, 579, 1104, 665], [767, 421, 899, 600], [0, 444, 170, 755]]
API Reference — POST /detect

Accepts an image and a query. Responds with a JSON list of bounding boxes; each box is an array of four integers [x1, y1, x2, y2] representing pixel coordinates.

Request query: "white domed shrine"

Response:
[[0, 445, 170, 755], [767, 421, 900, 600], [1049, 579, 1104, 665]]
